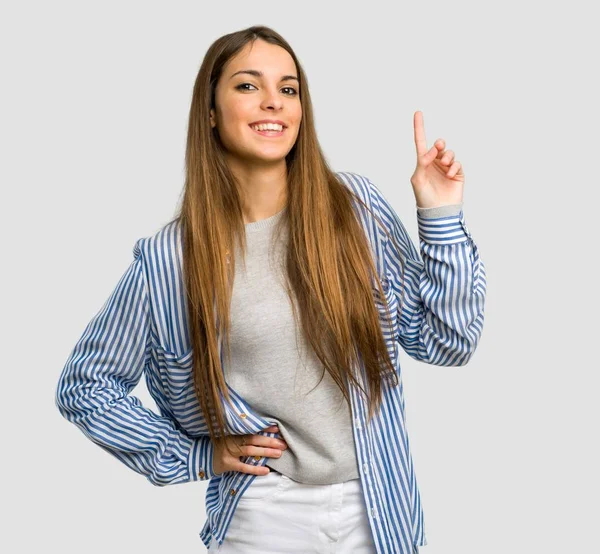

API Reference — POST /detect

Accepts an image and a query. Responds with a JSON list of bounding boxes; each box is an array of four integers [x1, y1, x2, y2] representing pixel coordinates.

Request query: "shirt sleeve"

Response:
[[370, 179, 487, 366], [55, 238, 216, 486]]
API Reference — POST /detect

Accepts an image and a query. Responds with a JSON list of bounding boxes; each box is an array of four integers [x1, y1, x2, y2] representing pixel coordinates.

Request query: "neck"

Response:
[[226, 157, 289, 224]]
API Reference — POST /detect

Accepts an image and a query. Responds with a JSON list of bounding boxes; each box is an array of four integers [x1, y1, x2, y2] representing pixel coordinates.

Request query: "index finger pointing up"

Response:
[[413, 110, 428, 157]]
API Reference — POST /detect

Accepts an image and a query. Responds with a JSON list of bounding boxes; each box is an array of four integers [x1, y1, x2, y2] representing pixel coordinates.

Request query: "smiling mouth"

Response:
[[249, 125, 286, 137]]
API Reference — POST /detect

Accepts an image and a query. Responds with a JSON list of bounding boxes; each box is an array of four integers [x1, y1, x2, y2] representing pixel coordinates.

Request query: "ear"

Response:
[[209, 108, 216, 128]]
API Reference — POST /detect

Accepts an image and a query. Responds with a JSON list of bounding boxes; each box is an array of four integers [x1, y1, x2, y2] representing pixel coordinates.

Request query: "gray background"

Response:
[[2, 0, 598, 552]]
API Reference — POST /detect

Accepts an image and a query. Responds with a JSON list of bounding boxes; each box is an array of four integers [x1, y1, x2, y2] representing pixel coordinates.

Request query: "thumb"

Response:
[[420, 145, 438, 167]]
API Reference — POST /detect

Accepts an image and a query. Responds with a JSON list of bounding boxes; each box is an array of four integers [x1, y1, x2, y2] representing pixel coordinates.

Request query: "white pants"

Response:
[[208, 468, 378, 553]]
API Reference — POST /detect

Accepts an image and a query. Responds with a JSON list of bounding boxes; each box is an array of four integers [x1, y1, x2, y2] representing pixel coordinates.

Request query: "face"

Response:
[[210, 39, 302, 166]]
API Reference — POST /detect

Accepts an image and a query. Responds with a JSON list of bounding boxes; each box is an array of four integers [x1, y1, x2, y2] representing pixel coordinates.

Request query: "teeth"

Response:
[[251, 123, 283, 132]]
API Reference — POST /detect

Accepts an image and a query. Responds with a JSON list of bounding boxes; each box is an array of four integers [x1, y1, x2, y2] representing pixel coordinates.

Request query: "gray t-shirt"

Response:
[[223, 206, 360, 485]]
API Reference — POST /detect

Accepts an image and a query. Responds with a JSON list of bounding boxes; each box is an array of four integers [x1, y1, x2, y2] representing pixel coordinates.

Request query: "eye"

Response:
[[235, 83, 257, 92], [235, 83, 298, 96]]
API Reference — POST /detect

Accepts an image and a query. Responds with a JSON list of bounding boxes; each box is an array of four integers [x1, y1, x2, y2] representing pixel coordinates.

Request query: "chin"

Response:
[[247, 149, 290, 164]]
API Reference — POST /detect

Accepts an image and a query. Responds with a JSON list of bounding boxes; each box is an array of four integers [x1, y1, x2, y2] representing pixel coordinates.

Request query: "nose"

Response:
[[260, 90, 284, 111]]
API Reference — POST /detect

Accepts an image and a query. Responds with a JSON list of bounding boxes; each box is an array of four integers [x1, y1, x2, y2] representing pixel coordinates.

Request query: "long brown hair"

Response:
[[177, 25, 400, 460]]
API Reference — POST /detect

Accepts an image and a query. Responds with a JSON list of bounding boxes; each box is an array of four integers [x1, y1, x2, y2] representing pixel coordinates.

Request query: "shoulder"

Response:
[[335, 171, 371, 203], [335, 171, 393, 271], [132, 217, 183, 274], [334, 171, 389, 216]]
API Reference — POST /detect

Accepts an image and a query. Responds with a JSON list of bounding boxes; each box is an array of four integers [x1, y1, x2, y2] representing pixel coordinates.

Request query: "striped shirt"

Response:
[[55, 171, 487, 554]]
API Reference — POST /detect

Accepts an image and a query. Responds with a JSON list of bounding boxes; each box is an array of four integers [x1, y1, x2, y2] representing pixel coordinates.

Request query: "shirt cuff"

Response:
[[189, 436, 216, 481], [417, 205, 472, 245], [416, 202, 463, 219]]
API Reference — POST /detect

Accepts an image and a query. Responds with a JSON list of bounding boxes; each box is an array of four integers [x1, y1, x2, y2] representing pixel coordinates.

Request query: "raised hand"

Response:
[[410, 110, 465, 209]]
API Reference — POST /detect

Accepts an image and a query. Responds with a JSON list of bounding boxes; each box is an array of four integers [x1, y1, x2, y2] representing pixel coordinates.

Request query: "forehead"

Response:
[[225, 40, 297, 77]]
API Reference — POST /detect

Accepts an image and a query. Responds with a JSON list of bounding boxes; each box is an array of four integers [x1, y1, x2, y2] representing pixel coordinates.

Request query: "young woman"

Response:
[[56, 25, 486, 554]]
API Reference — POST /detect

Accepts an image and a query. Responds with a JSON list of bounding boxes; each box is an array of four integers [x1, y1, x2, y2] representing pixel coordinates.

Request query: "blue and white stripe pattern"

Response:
[[55, 172, 486, 554]]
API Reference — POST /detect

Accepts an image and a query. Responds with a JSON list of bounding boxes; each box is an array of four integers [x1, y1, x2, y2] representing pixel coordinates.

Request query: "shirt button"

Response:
[[253, 455, 261, 461], [371, 508, 378, 518], [355, 417, 362, 429], [198, 470, 205, 478], [230, 488, 237, 496], [239, 413, 247, 418], [363, 462, 369, 473]]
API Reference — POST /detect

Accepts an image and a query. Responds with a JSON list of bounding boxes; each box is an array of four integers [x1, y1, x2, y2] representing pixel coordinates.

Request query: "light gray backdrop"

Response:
[[2, 1, 598, 553]]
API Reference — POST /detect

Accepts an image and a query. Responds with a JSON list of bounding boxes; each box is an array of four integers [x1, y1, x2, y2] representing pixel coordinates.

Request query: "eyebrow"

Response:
[[229, 69, 299, 83]]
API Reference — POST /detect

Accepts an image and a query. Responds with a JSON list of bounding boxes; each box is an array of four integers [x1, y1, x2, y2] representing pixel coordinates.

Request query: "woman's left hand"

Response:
[[410, 110, 465, 209]]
